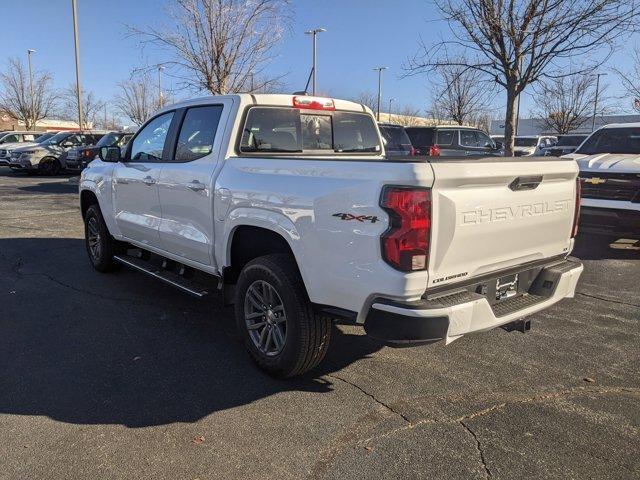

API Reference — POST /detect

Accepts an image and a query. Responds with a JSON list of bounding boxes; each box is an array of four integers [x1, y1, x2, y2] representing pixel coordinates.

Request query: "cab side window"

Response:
[[130, 112, 174, 162], [476, 131, 493, 148], [174, 106, 223, 162]]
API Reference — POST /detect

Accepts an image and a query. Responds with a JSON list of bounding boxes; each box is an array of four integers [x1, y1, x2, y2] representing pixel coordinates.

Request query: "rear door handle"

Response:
[[187, 180, 206, 192], [143, 176, 156, 186]]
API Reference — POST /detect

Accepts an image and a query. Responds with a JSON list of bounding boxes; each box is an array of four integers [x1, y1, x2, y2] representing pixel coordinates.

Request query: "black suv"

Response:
[[64, 131, 133, 172], [378, 123, 415, 156], [405, 126, 502, 157]]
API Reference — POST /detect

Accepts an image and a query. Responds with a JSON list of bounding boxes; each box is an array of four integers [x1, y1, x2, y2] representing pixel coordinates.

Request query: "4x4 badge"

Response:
[[333, 213, 379, 223]]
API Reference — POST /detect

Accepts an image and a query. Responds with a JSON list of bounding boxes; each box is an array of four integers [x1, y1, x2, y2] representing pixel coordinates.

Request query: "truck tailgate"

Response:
[[427, 158, 578, 289]]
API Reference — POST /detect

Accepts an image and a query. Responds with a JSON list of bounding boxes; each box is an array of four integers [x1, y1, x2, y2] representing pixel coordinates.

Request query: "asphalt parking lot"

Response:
[[0, 169, 638, 480]]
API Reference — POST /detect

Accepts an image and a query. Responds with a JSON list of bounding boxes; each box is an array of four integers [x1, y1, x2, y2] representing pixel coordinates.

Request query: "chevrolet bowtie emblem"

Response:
[[583, 177, 606, 185]]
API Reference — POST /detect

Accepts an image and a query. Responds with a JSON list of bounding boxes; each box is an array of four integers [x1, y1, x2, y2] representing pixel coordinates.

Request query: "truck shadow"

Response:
[[0, 237, 383, 428], [573, 233, 639, 260]]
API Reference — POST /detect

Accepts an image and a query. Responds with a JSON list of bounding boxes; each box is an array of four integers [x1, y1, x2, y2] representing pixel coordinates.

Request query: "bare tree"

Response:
[[616, 47, 640, 113], [0, 57, 57, 130], [114, 74, 157, 126], [531, 74, 602, 134], [392, 105, 425, 126], [428, 58, 496, 126], [350, 91, 378, 111], [127, 0, 291, 95], [407, 0, 639, 155], [61, 83, 104, 128]]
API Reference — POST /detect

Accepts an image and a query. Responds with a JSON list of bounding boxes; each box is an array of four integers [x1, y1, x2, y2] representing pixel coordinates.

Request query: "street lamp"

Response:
[[158, 65, 165, 108], [27, 49, 35, 130], [373, 66, 388, 121], [388, 98, 395, 122], [592, 73, 607, 132], [71, 0, 83, 131], [304, 28, 326, 95]]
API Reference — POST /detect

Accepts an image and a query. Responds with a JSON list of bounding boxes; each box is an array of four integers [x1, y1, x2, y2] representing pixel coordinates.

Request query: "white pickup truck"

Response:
[[80, 94, 583, 377]]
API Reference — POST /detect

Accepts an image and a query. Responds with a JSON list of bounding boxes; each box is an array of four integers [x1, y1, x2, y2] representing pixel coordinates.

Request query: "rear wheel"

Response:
[[235, 254, 332, 378], [39, 157, 61, 176], [84, 204, 119, 272]]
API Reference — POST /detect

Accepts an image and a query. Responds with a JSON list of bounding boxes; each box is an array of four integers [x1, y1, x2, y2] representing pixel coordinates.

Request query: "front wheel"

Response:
[[84, 204, 119, 272], [39, 157, 61, 176], [235, 254, 332, 378]]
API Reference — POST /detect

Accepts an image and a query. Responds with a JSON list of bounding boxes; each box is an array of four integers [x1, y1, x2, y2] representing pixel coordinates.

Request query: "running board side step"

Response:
[[113, 254, 210, 298]]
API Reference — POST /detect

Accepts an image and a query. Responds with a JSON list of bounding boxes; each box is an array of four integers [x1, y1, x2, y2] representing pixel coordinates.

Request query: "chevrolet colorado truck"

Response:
[[79, 94, 584, 377], [564, 124, 640, 237]]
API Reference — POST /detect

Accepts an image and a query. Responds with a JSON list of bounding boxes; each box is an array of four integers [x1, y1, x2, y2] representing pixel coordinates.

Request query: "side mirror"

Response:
[[494, 141, 504, 150], [99, 146, 122, 163]]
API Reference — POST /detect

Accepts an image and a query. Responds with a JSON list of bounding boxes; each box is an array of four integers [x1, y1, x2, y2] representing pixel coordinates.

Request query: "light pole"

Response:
[[373, 67, 388, 121], [592, 73, 607, 132], [304, 28, 326, 95], [27, 49, 35, 130], [388, 98, 395, 123], [71, 0, 83, 131], [158, 65, 165, 108]]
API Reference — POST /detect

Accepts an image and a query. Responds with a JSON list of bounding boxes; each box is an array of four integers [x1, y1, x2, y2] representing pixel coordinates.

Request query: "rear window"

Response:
[[405, 128, 434, 147], [514, 137, 538, 147], [239, 107, 381, 154], [379, 125, 412, 151], [577, 128, 640, 155]]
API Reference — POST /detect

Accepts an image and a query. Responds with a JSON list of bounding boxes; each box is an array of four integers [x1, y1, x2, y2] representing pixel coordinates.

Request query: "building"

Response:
[[489, 114, 640, 136], [0, 112, 84, 132]]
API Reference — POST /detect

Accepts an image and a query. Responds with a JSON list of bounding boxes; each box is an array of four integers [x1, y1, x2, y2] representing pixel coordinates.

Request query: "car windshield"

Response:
[[557, 135, 587, 146], [379, 125, 412, 151], [240, 107, 381, 154], [577, 128, 640, 155], [35, 133, 56, 144], [42, 132, 71, 146], [96, 133, 122, 147], [514, 137, 538, 147]]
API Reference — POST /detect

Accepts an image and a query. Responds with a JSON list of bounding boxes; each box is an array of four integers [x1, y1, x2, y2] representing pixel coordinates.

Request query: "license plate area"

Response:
[[495, 274, 518, 301]]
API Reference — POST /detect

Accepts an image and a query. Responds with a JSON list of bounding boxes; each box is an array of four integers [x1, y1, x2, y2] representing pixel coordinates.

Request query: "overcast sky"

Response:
[[3, 0, 637, 120]]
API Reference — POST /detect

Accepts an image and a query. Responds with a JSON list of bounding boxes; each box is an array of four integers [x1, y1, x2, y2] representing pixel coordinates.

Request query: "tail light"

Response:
[[429, 145, 441, 157], [572, 177, 581, 238], [82, 150, 93, 158], [380, 187, 431, 271]]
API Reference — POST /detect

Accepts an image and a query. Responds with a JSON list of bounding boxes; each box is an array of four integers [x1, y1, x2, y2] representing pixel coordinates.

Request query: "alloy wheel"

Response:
[[87, 217, 102, 261], [244, 280, 287, 357]]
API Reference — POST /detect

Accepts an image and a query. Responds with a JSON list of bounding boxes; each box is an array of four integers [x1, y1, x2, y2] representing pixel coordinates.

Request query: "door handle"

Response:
[[116, 178, 129, 185], [187, 180, 206, 192], [143, 176, 156, 186]]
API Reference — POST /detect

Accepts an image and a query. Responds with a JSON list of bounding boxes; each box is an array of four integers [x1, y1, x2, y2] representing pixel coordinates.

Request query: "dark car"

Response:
[[64, 131, 133, 172], [378, 123, 415, 157], [405, 126, 502, 157], [544, 134, 588, 157]]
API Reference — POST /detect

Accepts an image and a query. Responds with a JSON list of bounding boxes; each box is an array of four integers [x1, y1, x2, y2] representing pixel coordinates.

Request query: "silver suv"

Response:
[[9, 131, 107, 175]]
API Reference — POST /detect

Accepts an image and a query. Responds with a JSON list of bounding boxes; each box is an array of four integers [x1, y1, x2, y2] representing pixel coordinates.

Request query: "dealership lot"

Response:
[[0, 170, 638, 480]]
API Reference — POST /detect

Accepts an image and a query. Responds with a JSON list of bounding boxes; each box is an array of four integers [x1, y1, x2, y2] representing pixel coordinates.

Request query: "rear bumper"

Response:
[[579, 205, 640, 237], [364, 258, 583, 345]]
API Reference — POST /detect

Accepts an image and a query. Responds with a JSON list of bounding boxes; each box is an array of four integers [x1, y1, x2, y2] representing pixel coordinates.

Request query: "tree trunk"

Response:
[[504, 83, 518, 157]]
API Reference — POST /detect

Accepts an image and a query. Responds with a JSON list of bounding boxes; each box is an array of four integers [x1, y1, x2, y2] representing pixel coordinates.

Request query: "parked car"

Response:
[[378, 123, 415, 156], [513, 135, 557, 156], [405, 126, 502, 157], [65, 131, 133, 173], [79, 94, 583, 377], [9, 131, 107, 175], [0, 131, 44, 145], [544, 134, 589, 156], [564, 124, 640, 237], [0, 132, 57, 166]]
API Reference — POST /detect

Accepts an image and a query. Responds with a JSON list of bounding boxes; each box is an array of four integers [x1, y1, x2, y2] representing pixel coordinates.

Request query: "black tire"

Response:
[[84, 204, 119, 272], [39, 157, 61, 176], [235, 254, 332, 378]]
